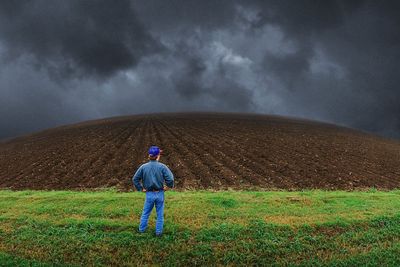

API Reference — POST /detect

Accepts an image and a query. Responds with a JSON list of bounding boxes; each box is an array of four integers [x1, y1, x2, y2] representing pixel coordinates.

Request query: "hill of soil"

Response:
[[1, 112, 400, 190]]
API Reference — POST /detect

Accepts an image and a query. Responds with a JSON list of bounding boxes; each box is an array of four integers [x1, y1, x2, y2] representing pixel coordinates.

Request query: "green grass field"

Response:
[[0, 189, 399, 266]]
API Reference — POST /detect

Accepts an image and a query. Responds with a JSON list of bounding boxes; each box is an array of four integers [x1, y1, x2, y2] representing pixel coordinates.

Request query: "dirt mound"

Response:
[[1, 112, 400, 190]]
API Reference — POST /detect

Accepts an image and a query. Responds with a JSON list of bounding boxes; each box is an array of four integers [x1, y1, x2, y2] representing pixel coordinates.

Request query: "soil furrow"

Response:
[[152, 117, 198, 188], [2, 113, 400, 190], [115, 119, 147, 189], [156, 120, 214, 188], [182, 121, 284, 174], [103, 119, 144, 188], [186, 122, 358, 189], [162, 121, 240, 188], [74, 121, 136, 188], [171, 124, 253, 187], [137, 116, 153, 166], [180, 124, 273, 186], [8, 124, 110, 189]]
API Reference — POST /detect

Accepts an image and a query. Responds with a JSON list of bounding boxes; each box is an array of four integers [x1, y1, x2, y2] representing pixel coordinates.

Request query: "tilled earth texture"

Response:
[[1, 113, 400, 190]]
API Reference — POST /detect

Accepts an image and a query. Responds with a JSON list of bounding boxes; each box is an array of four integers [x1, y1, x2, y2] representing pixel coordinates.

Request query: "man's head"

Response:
[[148, 145, 161, 161]]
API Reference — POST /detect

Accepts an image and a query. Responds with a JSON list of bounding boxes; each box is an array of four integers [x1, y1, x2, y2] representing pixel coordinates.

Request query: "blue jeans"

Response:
[[139, 190, 165, 234]]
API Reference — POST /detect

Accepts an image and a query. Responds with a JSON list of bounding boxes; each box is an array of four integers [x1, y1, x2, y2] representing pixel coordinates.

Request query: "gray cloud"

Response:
[[1, 0, 400, 140], [0, 0, 160, 78]]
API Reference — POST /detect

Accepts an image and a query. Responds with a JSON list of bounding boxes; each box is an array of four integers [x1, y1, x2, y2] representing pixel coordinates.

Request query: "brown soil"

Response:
[[1, 112, 400, 191]]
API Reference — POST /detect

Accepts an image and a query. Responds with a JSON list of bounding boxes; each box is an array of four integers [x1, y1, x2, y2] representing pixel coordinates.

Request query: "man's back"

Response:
[[134, 145, 174, 236], [132, 160, 174, 191]]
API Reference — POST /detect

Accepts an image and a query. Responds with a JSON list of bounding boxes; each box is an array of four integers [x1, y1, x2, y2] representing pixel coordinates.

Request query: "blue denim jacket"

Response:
[[132, 160, 174, 191]]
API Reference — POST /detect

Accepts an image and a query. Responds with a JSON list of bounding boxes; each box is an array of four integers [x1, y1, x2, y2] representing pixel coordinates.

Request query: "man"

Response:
[[132, 145, 174, 237]]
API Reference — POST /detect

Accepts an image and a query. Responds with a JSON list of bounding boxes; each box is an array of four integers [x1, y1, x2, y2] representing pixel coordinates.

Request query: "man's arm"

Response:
[[162, 165, 174, 188], [132, 166, 144, 191]]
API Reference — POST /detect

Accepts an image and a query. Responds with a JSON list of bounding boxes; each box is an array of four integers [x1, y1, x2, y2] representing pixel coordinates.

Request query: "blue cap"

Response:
[[148, 146, 160, 157]]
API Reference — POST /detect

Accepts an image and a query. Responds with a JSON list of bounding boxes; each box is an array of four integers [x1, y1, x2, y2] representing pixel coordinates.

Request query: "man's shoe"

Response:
[[155, 233, 162, 237], [137, 229, 145, 234]]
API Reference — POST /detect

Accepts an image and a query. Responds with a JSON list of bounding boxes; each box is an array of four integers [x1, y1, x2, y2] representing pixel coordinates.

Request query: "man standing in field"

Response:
[[132, 145, 174, 237]]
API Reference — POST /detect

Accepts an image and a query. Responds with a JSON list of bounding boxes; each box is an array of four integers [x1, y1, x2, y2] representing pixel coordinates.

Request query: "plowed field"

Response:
[[1, 112, 400, 190]]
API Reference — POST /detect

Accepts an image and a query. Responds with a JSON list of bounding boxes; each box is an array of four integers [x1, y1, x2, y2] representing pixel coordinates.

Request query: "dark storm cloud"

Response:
[[168, 39, 254, 110], [326, 1, 400, 136], [248, 0, 400, 138], [262, 46, 313, 91], [0, 0, 160, 78], [1, 0, 400, 140], [173, 56, 207, 99], [133, 0, 238, 31], [249, 0, 362, 34]]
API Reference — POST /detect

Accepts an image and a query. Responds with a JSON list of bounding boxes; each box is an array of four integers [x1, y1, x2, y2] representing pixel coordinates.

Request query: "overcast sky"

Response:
[[1, 0, 399, 140]]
